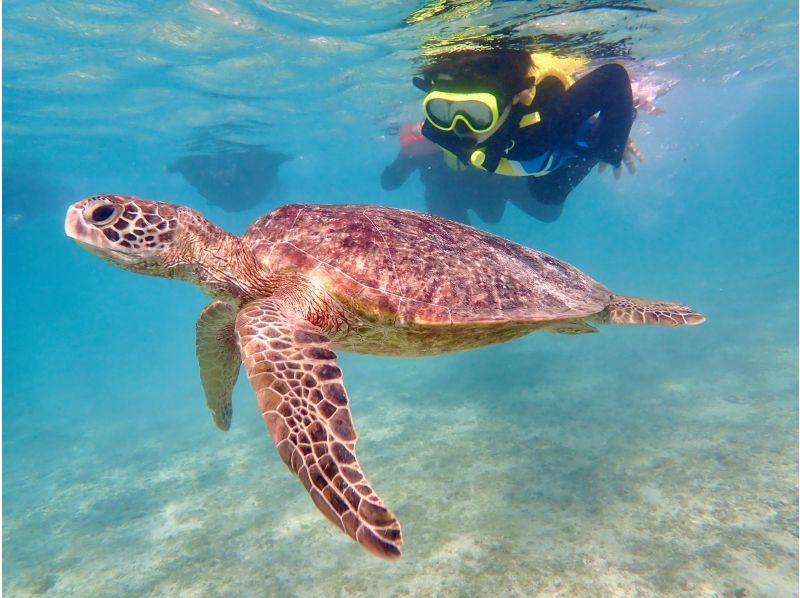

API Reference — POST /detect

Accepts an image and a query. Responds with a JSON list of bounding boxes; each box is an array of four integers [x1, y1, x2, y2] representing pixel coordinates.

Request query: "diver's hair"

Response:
[[419, 49, 533, 94]]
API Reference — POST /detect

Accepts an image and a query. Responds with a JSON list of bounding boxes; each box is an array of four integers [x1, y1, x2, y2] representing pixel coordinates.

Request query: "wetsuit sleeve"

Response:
[[526, 154, 597, 206], [380, 153, 419, 190], [540, 63, 634, 166]]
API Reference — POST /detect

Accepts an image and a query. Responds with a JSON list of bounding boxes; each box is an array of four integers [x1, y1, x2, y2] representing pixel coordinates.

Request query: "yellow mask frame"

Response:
[[422, 90, 502, 134]]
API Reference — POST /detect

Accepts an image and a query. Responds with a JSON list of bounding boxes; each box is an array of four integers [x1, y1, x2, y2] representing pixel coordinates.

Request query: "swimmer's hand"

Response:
[[631, 78, 679, 115], [598, 138, 645, 180], [399, 122, 438, 157]]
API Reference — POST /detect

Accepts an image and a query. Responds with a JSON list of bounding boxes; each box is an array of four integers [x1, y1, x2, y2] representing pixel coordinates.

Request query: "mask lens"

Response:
[[426, 98, 455, 128], [457, 100, 495, 130]]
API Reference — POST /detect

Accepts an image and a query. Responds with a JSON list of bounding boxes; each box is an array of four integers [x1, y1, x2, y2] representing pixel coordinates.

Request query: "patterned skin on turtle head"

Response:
[[65, 194, 182, 274], [65, 194, 261, 301]]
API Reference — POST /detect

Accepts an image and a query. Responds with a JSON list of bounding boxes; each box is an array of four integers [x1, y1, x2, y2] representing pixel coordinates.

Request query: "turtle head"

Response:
[[67, 194, 262, 299], [65, 194, 190, 276]]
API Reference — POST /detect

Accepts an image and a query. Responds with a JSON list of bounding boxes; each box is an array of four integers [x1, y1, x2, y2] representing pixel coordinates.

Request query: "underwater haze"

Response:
[[3, 0, 798, 596]]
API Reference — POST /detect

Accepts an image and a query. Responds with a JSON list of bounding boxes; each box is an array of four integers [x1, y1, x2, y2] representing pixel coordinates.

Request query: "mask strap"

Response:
[[412, 76, 431, 92]]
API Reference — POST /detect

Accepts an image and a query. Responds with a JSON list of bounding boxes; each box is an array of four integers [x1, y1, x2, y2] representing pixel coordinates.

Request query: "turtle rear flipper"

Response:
[[602, 294, 705, 326], [235, 297, 403, 559]]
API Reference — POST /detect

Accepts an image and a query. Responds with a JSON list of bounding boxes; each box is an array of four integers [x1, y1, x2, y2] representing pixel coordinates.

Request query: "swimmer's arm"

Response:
[[381, 153, 419, 190]]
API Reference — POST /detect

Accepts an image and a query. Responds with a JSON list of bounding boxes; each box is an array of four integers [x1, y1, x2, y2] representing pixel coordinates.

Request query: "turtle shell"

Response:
[[244, 204, 610, 325]]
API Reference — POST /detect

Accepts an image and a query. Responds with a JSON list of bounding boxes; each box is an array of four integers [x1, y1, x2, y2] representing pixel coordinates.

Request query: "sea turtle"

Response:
[[64, 195, 704, 559]]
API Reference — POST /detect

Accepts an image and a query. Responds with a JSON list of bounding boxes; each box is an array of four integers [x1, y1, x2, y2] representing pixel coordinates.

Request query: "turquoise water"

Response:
[[3, 1, 798, 595]]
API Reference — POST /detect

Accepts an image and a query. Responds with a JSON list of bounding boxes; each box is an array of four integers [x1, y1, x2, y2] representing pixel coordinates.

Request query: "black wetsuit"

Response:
[[421, 63, 635, 212], [381, 151, 530, 225]]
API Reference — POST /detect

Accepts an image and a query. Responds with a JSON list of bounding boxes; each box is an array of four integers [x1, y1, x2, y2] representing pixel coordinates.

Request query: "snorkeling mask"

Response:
[[422, 90, 504, 134], [415, 74, 506, 134]]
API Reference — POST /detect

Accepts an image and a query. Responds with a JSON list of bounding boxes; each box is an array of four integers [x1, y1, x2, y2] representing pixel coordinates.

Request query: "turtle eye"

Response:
[[87, 203, 120, 226]]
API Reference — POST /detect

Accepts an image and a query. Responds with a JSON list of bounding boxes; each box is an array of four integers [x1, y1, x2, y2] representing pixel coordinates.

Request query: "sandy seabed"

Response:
[[4, 304, 797, 597]]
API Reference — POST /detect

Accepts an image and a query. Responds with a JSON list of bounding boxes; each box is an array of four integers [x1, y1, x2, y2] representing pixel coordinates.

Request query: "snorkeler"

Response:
[[410, 49, 640, 221]]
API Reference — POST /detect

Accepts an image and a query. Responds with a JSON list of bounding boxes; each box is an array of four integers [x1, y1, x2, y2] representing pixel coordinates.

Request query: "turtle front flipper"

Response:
[[235, 297, 403, 559], [196, 301, 241, 431]]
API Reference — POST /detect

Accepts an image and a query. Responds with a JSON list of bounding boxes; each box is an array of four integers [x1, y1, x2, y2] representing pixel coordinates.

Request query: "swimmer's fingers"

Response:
[[617, 139, 644, 176], [599, 138, 643, 178], [599, 160, 626, 179], [627, 138, 646, 164], [622, 151, 637, 175]]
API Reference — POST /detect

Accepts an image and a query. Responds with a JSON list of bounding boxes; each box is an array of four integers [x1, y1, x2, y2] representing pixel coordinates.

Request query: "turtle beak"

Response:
[[64, 205, 84, 241], [64, 203, 112, 258]]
